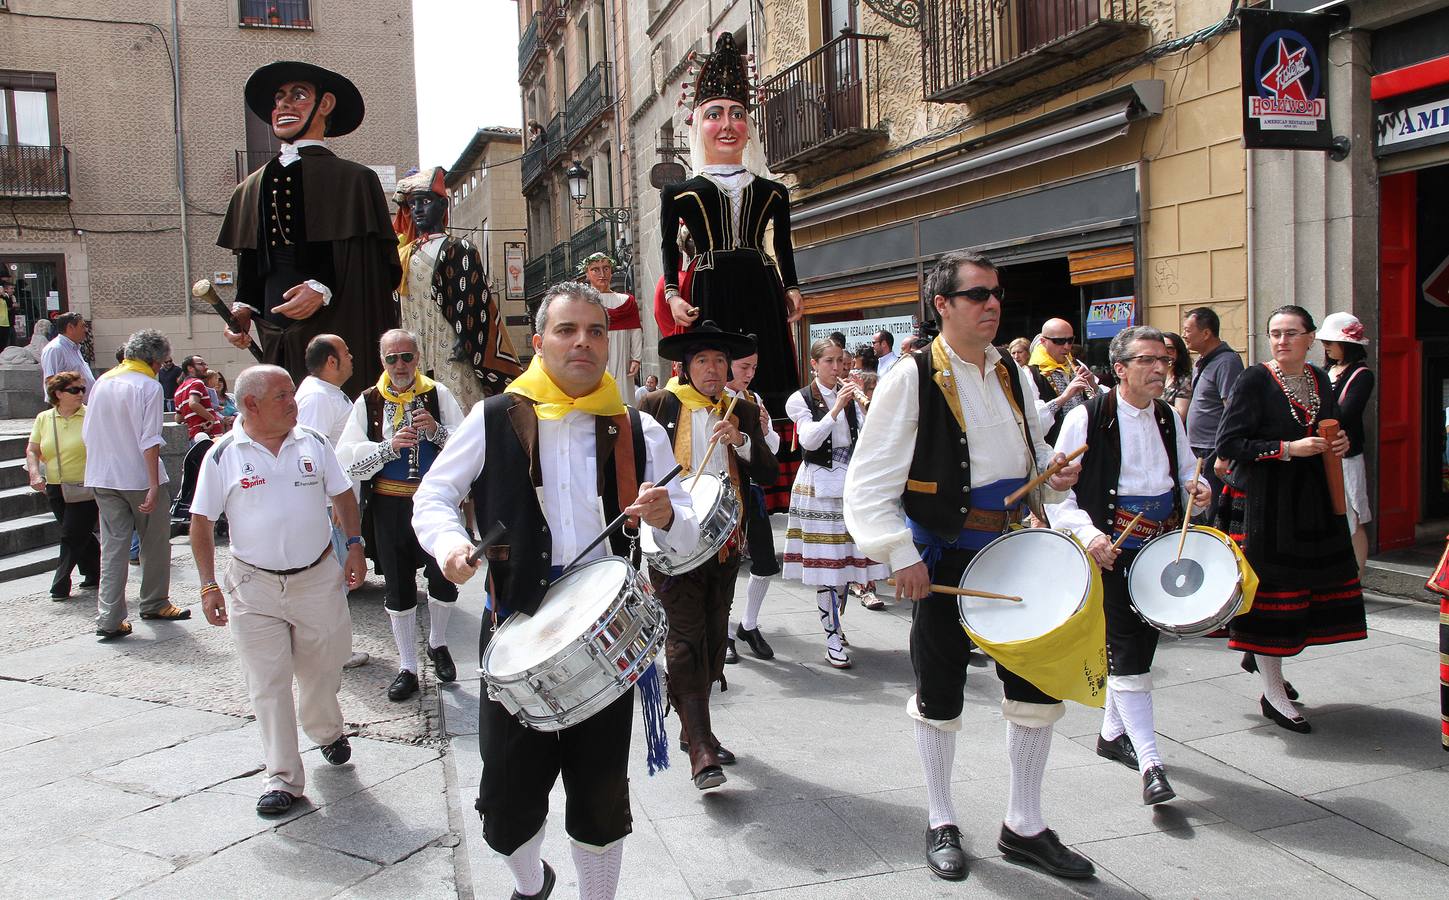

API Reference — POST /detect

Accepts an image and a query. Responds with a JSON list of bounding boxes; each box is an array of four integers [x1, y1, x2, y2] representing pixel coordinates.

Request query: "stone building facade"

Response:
[[443, 127, 531, 359], [0, 1, 417, 380]]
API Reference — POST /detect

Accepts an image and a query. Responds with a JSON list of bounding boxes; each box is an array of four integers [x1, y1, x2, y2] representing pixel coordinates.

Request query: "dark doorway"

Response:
[[1, 254, 67, 341]]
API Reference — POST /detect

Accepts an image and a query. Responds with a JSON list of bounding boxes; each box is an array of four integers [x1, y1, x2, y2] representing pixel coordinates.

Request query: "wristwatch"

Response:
[[345, 536, 365, 551]]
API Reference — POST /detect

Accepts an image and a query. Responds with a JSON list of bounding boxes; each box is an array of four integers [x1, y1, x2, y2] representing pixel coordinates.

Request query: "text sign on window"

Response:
[[1085, 297, 1135, 340]]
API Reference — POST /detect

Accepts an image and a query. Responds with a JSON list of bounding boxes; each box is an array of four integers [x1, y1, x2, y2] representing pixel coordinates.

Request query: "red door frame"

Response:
[[1377, 171, 1420, 550]]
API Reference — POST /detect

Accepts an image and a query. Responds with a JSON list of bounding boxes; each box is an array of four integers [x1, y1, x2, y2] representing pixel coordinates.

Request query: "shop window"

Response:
[[239, 1, 313, 30]]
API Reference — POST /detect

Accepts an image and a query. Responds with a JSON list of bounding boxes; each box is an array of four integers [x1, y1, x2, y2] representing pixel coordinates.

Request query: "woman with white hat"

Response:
[[1319, 312, 1375, 575]]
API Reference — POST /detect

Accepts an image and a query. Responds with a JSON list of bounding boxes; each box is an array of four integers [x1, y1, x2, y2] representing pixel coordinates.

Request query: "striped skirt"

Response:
[[783, 480, 888, 588]]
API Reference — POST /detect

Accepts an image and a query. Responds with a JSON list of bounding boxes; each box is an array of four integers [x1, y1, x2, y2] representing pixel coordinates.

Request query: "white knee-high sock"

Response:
[[505, 824, 546, 896], [427, 597, 452, 650], [816, 588, 843, 654], [1115, 689, 1161, 772], [1005, 722, 1052, 837], [571, 840, 624, 900], [915, 720, 959, 828], [1100, 684, 1124, 741], [1257, 654, 1296, 718], [388, 608, 419, 674], [742, 575, 769, 631]]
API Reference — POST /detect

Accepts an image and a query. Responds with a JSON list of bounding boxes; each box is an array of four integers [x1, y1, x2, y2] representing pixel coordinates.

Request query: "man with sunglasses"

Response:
[[846, 250, 1093, 883], [1027, 318, 1098, 444], [336, 329, 465, 701], [1046, 326, 1211, 808]]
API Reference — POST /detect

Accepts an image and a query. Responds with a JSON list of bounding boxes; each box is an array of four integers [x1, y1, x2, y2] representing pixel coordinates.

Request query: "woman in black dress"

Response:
[[660, 32, 801, 412], [1215, 305, 1363, 733]]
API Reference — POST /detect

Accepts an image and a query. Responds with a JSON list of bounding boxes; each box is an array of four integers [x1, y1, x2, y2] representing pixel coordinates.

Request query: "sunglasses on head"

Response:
[[941, 286, 1006, 303], [59, 386, 86, 395], [1043, 335, 1074, 346], [383, 352, 416, 365]]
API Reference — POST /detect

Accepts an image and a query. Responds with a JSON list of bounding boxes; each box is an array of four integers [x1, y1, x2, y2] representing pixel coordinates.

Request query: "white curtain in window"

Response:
[[13, 91, 52, 146]]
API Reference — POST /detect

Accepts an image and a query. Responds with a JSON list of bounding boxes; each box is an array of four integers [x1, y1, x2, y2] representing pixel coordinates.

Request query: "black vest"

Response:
[[903, 343, 1033, 541], [362, 385, 441, 446], [797, 382, 858, 467], [1073, 390, 1183, 533], [468, 394, 645, 618]]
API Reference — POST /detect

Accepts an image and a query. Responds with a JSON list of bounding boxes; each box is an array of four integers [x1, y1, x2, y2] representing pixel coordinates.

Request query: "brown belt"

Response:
[[1112, 507, 1180, 543], [962, 507, 1023, 533]]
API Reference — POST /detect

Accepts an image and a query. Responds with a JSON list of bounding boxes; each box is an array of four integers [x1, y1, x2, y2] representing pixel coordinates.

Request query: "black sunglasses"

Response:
[[383, 352, 416, 365], [59, 386, 86, 395], [941, 286, 1006, 303], [1043, 335, 1075, 346]]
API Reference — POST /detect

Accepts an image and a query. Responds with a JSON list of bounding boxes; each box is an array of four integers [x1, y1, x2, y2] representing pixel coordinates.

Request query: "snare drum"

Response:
[[1128, 526, 1252, 637], [956, 528, 1108, 708], [641, 471, 740, 576], [482, 557, 667, 731]]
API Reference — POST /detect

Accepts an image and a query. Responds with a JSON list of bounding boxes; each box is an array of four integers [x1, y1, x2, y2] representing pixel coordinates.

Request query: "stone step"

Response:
[[1363, 557, 1438, 605], [0, 511, 63, 557], [0, 458, 30, 491], [0, 543, 59, 583], [0, 433, 29, 458], [0, 484, 51, 522]]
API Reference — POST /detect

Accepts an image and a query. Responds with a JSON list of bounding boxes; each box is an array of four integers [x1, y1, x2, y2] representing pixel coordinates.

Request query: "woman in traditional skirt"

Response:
[[1318, 312, 1376, 576], [1215, 305, 1365, 733], [783, 338, 888, 669]]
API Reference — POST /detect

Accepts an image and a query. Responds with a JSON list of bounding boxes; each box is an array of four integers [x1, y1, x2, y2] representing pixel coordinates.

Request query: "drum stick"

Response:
[[563, 463, 684, 572], [1004, 444, 1087, 507], [466, 521, 509, 566], [1109, 510, 1147, 552], [689, 393, 740, 490], [886, 578, 1022, 602], [1318, 418, 1347, 515], [1174, 457, 1204, 562]]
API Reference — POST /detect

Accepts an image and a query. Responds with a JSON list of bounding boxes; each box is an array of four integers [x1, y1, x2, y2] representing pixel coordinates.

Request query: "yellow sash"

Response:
[[504, 356, 625, 421], [101, 359, 156, 381]]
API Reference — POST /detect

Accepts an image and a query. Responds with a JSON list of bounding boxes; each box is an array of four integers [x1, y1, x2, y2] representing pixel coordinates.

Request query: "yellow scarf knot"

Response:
[[504, 356, 625, 420], [377, 371, 438, 428], [1028, 342, 1074, 375], [665, 380, 728, 415]]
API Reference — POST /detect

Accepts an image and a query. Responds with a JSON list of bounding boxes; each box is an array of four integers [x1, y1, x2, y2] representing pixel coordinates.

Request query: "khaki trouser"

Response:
[[94, 486, 172, 630], [222, 553, 352, 795]]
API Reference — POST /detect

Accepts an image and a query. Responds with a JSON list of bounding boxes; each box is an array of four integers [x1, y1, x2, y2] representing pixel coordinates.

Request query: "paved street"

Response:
[[0, 519, 1446, 898]]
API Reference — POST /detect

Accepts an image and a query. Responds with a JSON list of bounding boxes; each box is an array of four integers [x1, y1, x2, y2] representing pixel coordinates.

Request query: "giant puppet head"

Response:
[[683, 33, 772, 177], [245, 61, 365, 143], [392, 167, 450, 245]]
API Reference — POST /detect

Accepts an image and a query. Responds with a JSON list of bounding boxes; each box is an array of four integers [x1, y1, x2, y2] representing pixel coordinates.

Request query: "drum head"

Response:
[[1128, 528, 1239, 624], [959, 529, 1089, 643], [486, 558, 631, 678], [641, 472, 723, 555]]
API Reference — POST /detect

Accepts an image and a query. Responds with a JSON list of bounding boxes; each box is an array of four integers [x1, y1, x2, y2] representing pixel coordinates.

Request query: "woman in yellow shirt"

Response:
[[26, 371, 100, 599]]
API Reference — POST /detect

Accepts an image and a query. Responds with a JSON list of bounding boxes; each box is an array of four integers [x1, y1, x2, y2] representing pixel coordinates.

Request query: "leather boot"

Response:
[[678, 695, 726, 790], [677, 694, 736, 764]]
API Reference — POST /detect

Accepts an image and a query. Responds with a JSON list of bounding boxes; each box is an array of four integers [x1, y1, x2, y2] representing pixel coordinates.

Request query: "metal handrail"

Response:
[[0, 145, 71, 198]]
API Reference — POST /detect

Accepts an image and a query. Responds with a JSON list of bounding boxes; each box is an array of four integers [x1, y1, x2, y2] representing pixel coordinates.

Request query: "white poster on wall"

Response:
[[807, 314, 917, 351]]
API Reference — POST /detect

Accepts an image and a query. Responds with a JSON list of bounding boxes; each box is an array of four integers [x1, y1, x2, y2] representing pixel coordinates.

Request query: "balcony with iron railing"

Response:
[[761, 32, 889, 174], [524, 251, 551, 300], [564, 62, 612, 145], [239, 0, 312, 29], [543, 112, 566, 166], [522, 141, 548, 192], [519, 13, 544, 80], [922, 0, 1149, 103], [0, 145, 71, 198], [540, 2, 566, 41], [547, 240, 571, 288], [569, 217, 612, 264]]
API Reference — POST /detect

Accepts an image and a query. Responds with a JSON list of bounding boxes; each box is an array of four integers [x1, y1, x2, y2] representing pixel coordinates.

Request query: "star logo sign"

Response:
[[1262, 38, 1310, 102]]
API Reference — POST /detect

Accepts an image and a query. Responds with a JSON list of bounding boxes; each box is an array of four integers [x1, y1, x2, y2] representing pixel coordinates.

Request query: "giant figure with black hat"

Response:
[[639, 322, 779, 791], [217, 62, 401, 396]]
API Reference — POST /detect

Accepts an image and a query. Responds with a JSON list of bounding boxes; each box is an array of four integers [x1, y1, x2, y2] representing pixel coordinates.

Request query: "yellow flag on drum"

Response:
[[1210, 526, 1259, 618], [962, 561, 1109, 709]]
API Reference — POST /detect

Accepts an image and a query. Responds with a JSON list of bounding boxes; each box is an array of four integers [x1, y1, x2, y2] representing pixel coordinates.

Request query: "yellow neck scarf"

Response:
[[504, 356, 625, 420], [101, 359, 156, 380], [665, 380, 728, 415], [377, 371, 438, 428], [1028, 342, 1074, 375]]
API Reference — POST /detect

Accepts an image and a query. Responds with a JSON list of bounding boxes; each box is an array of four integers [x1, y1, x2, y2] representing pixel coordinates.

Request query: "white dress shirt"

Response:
[[876, 349, 900, 376], [335, 383, 466, 485], [412, 404, 700, 572], [786, 379, 861, 499], [190, 423, 350, 569], [1046, 388, 1206, 547], [728, 387, 779, 455], [82, 370, 169, 491], [843, 343, 1055, 572], [683, 404, 753, 476], [294, 375, 355, 446], [40, 334, 96, 398]]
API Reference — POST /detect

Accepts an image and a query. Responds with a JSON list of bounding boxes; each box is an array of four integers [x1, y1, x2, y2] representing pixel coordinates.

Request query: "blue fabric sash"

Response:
[[1114, 491, 1176, 549], [909, 477, 1027, 569]]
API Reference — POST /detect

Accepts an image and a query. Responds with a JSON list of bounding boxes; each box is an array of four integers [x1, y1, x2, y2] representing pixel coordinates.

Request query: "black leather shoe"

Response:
[[998, 825, 1096, 879], [925, 824, 968, 880], [723, 639, 739, 665], [693, 765, 726, 790], [387, 669, 420, 702], [1095, 733, 1138, 770], [1142, 765, 1175, 805], [320, 734, 351, 765], [78, 579, 99, 589], [256, 789, 296, 817], [511, 860, 556, 899], [1242, 652, 1299, 700], [426, 645, 456, 683], [735, 625, 775, 660], [1260, 696, 1311, 733]]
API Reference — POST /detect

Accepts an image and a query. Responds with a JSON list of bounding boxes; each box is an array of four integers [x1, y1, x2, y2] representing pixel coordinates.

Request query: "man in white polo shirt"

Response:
[[189, 364, 365, 818]]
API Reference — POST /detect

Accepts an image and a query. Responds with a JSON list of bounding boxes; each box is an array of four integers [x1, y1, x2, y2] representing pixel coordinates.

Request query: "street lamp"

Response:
[[564, 159, 630, 225]]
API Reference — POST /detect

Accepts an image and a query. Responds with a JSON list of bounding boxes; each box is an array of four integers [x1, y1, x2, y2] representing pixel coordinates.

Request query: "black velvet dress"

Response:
[[660, 174, 799, 413], [1214, 363, 1365, 656]]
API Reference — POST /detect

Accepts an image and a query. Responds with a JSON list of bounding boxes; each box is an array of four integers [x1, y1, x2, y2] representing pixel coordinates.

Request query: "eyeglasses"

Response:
[[1123, 355, 1174, 367], [940, 286, 1006, 303], [58, 386, 86, 395], [1043, 335, 1074, 346], [1268, 330, 1307, 341], [383, 352, 416, 364]]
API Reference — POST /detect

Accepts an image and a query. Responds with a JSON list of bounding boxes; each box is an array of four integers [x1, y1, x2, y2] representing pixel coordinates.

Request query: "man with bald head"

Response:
[[1027, 317, 1098, 444]]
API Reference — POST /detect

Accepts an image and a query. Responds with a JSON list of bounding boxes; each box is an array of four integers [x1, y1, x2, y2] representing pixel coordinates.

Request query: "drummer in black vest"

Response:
[[639, 323, 779, 791], [844, 250, 1092, 883], [1045, 325, 1211, 807], [411, 282, 698, 900]]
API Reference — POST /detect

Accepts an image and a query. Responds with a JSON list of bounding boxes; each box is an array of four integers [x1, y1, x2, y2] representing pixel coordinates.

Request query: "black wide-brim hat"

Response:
[[658, 321, 756, 362], [245, 61, 365, 137]]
